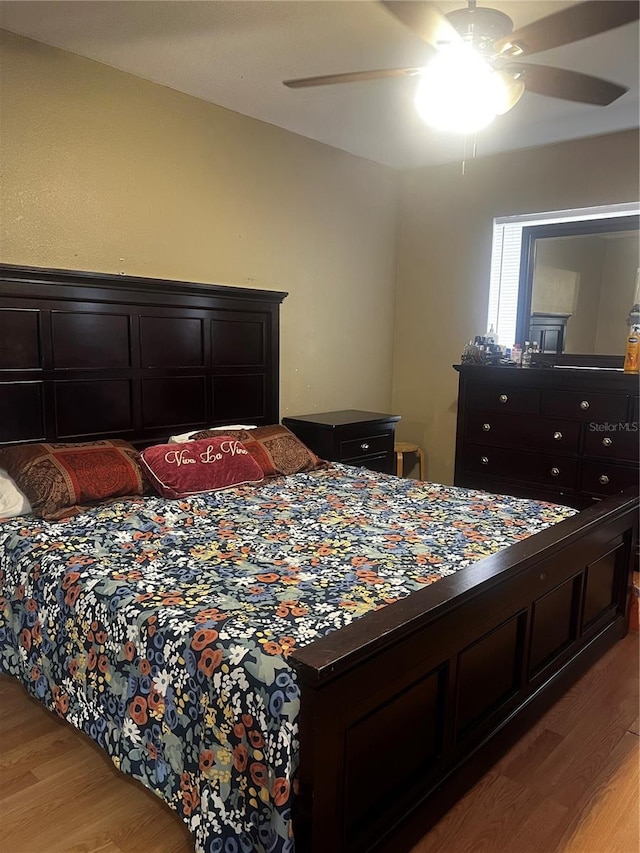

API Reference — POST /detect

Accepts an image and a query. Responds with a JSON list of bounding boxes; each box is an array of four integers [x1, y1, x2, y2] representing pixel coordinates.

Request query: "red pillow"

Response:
[[140, 436, 264, 498], [0, 439, 147, 521], [189, 424, 325, 478]]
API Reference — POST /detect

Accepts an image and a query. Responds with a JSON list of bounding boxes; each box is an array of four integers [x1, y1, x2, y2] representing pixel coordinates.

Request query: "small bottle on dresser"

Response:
[[623, 325, 640, 373]]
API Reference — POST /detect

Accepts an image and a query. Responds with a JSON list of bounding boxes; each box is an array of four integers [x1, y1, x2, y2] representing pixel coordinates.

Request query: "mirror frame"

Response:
[[515, 213, 640, 367]]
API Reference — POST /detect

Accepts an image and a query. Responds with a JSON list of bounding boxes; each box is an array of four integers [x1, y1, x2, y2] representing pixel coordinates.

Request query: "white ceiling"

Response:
[[1, 0, 638, 170]]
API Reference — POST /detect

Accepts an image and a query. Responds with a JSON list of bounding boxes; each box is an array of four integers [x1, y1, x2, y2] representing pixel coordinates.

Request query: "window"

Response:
[[487, 202, 640, 348]]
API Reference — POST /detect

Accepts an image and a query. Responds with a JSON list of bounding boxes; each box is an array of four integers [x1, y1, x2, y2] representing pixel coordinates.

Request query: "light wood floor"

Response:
[[1, 633, 638, 853]]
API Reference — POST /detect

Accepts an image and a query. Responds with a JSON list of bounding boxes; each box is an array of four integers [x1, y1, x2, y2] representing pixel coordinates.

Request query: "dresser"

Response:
[[454, 365, 639, 508], [282, 410, 400, 474]]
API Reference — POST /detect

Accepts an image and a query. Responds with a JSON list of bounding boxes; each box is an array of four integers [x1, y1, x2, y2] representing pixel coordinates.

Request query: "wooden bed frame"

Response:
[[1, 263, 638, 853]]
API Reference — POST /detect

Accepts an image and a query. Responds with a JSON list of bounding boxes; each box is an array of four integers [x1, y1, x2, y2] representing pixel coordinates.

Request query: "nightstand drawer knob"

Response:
[[360, 442, 370, 451], [553, 431, 563, 441], [599, 474, 610, 485], [550, 467, 560, 477], [580, 400, 590, 410], [602, 437, 612, 447], [499, 394, 508, 404], [480, 456, 489, 465], [483, 423, 491, 431]]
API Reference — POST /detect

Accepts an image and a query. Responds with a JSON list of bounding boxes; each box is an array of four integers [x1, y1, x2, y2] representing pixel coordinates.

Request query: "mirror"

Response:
[[516, 214, 640, 363]]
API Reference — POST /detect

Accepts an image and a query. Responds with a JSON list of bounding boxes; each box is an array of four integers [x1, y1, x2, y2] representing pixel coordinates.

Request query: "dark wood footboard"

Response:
[[290, 488, 639, 852]]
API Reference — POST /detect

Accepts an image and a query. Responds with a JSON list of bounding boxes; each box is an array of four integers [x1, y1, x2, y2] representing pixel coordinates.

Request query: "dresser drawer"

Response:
[[542, 390, 628, 422], [466, 411, 580, 456], [580, 461, 639, 497], [583, 427, 640, 463], [467, 385, 540, 414], [462, 445, 578, 490], [340, 430, 393, 461]]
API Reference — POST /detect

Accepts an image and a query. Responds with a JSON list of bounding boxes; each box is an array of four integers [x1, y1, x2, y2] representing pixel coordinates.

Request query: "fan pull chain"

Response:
[[461, 134, 479, 175]]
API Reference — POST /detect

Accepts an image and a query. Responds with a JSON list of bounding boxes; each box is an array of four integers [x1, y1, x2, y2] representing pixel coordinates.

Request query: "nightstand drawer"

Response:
[[342, 453, 391, 473], [542, 390, 628, 422], [340, 430, 393, 460], [463, 445, 578, 490]]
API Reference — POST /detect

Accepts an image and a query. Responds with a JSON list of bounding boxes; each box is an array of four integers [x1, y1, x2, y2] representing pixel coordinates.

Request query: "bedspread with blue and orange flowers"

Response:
[[0, 463, 575, 853]]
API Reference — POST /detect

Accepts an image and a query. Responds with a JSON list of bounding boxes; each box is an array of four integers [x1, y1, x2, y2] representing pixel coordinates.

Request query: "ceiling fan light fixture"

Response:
[[493, 70, 526, 115], [414, 45, 513, 133], [498, 40, 525, 57]]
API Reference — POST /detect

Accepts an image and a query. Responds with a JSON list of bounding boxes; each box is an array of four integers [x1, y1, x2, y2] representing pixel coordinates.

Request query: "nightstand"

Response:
[[282, 410, 401, 474]]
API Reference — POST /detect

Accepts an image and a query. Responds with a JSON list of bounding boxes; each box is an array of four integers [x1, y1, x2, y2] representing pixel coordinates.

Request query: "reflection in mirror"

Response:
[[516, 215, 640, 358]]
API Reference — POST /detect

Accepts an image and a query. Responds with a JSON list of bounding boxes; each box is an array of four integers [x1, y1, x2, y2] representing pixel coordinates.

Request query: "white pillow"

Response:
[[168, 425, 257, 444], [0, 468, 32, 518]]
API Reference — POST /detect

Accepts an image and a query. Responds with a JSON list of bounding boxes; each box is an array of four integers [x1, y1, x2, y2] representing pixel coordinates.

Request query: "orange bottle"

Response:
[[623, 325, 640, 373]]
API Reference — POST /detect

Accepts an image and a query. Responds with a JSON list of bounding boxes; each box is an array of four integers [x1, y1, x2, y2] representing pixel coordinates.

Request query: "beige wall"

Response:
[[0, 30, 399, 419], [393, 130, 640, 485]]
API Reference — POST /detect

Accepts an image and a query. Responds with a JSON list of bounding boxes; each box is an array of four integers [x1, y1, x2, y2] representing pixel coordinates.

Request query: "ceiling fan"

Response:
[[283, 1, 638, 132]]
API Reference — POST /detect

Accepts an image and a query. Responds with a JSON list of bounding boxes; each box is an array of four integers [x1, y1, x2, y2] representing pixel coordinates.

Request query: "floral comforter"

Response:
[[0, 464, 575, 853]]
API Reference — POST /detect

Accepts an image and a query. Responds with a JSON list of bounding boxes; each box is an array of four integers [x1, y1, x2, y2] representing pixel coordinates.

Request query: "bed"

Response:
[[1, 263, 638, 853]]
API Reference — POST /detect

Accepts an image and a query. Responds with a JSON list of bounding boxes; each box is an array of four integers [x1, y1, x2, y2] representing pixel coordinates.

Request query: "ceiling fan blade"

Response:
[[506, 63, 629, 106], [283, 67, 423, 88], [380, 1, 460, 50], [495, 1, 639, 57]]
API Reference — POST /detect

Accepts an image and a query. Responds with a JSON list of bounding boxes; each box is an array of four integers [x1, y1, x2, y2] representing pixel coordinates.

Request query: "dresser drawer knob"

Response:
[[599, 474, 610, 485], [499, 394, 508, 404], [483, 423, 491, 431], [602, 437, 612, 447], [480, 456, 489, 465], [550, 467, 560, 477], [360, 442, 370, 451], [553, 431, 563, 441], [579, 400, 590, 410]]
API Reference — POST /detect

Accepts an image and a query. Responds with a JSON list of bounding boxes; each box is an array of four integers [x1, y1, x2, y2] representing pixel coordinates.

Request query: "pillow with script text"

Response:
[[140, 436, 264, 498]]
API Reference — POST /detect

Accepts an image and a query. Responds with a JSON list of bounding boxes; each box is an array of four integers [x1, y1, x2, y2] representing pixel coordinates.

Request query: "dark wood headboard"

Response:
[[0, 264, 287, 447]]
